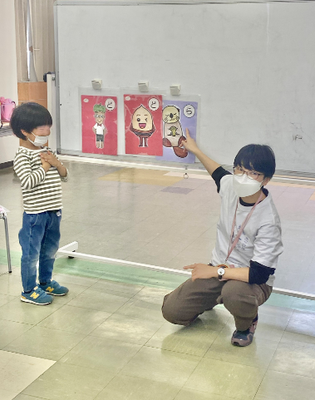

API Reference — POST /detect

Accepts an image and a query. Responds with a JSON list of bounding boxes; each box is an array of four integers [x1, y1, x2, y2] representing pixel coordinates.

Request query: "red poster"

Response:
[[81, 95, 118, 155], [124, 94, 163, 156]]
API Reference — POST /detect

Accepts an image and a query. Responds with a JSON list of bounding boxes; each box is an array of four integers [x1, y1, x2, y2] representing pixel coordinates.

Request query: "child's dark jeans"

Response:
[[19, 210, 61, 292]]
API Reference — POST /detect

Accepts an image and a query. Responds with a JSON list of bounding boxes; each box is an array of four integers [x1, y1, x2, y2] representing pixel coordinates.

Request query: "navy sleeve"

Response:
[[249, 260, 275, 284], [211, 166, 231, 193]]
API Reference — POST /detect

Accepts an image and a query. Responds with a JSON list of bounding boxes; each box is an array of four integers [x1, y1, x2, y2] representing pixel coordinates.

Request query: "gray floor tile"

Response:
[[90, 312, 163, 345], [120, 346, 201, 386], [175, 388, 233, 400], [1, 160, 315, 400], [0, 319, 32, 349], [22, 362, 114, 400], [268, 341, 315, 379], [95, 375, 181, 400], [66, 287, 130, 313], [59, 335, 141, 373], [255, 370, 315, 400], [184, 358, 265, 400], [4, 325, 86, 361], [0, 297, 65, 325], [37, 304, 111, 334]]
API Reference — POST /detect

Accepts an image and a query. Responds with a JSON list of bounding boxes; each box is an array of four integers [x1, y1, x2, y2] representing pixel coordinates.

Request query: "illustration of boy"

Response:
[[92, 103, 106, 149]]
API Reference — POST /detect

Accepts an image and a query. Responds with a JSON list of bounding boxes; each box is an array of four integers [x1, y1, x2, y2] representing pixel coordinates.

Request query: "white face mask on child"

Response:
[[28, 133, 50, 148], [233, 174, 263, 197]]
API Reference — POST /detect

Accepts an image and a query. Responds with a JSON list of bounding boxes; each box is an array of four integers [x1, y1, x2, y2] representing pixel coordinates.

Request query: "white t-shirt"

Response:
[[94, 123, 105, 136], [211, 174, 283, 286]]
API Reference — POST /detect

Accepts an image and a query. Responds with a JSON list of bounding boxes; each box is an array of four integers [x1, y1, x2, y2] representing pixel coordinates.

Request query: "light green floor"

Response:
[[1, 159, 315, 399], [1, 249, 315, 400]]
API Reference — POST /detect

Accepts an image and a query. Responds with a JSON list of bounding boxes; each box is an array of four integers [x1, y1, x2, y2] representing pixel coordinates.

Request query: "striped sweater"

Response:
[[14, 146, 68, 214]]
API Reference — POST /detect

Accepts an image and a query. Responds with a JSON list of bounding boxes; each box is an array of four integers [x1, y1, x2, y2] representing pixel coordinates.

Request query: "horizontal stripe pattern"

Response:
[[14, 147, 66, 214]]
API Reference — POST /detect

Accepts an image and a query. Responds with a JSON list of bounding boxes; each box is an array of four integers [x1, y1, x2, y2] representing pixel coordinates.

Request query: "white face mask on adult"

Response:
[[28, 133, 50, 148], [233, 174, 263, 197]]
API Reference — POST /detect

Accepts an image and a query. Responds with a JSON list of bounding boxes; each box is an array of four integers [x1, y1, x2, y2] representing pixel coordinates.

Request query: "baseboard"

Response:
[[0, 161, 13, 170]]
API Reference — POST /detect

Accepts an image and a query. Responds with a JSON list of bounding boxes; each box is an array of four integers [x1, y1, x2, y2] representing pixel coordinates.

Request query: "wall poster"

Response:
[[124, 94, 163, 156], [156, 99, 198, 164], [81, 95, 118, 155]]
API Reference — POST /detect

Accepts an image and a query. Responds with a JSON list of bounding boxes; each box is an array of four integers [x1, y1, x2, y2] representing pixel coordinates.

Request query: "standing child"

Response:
[[10, 102, 69, 305], [162, 129, 283, 347]]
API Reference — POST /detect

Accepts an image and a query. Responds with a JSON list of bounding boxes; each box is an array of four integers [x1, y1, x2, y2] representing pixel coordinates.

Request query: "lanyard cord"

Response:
[[225, 190, 264, 262]]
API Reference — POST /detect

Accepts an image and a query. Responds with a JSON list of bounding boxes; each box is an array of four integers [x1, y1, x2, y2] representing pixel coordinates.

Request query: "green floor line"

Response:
[[1, 248, 314, 313], [0, 248, 22, 269], [53, 257, 187, 290]]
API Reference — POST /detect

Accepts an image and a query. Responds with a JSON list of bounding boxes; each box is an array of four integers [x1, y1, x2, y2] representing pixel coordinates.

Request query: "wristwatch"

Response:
[[217, 264, 227, 280]]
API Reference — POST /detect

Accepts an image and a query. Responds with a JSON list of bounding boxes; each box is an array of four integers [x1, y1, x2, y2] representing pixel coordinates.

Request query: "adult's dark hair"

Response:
[[10, 102, 52, 140], [233, 144, 276, 178]]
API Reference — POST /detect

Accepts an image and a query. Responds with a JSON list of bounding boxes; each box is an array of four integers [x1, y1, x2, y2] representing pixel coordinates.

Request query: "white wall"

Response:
[[55, 1, 315, 174], [0, 0, 18, 164]]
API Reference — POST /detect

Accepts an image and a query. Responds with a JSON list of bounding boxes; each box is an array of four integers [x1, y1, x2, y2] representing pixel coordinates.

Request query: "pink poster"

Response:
[[81, 95, 118, 155], [124, 94, 163, 156]]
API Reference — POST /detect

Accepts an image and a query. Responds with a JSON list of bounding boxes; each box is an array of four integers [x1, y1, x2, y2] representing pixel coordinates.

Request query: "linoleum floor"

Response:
[[0, 159, 315, 400]]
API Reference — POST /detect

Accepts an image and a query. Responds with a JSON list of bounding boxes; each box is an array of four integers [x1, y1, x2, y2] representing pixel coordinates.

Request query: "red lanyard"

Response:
[[225, 191, 264, 262]]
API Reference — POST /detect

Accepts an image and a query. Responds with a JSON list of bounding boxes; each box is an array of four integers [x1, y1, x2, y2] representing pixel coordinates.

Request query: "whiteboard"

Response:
[[55, 0, 315, 174]]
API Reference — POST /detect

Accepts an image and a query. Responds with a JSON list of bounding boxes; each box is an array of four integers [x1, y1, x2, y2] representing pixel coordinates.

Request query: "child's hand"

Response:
[[40, 151, 67, 178], [40, 151, 59, 167], [40, 157, 51, 172]]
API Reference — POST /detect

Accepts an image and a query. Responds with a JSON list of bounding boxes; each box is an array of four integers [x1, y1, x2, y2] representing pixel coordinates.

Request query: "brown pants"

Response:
[[162, 278, 272, 331]]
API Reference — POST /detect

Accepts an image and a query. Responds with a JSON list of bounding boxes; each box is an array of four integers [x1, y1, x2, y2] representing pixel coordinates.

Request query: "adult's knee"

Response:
[[221, 281, 258, 315], [162, 293, 180, 324], [162, 293, 191, 326]]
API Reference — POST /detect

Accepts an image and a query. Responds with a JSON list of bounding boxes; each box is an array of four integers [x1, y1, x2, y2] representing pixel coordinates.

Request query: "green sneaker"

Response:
[[21, 286, 53, 305], [39, 280, 69, 296]]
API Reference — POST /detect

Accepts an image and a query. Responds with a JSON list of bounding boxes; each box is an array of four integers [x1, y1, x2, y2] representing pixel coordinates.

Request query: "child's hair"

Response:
[[10, 102, 53, 140], [233, 144, 276, 178], [93, 104, 106, 114]]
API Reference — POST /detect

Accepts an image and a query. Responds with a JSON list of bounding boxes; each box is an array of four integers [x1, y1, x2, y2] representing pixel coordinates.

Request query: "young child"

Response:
[[162, 129, 283, 347], [10, 102, 69, 305]]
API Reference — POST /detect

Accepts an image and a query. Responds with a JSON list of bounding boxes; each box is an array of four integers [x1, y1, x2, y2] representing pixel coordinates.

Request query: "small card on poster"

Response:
[[81, 95, 118, 155]]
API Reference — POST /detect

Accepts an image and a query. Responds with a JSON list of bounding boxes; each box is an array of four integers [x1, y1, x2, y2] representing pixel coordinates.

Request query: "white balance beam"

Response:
[[57, 241, 315, 301]]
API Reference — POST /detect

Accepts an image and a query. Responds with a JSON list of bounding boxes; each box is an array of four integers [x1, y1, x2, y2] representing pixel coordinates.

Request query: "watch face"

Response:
[[218, 268, 225, 276]]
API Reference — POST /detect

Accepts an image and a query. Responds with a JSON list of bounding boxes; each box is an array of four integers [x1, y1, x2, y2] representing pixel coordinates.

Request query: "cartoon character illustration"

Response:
[[130, 105, 155, 147], [92, 104, 106, 149], [162, 105, 188, 158]]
